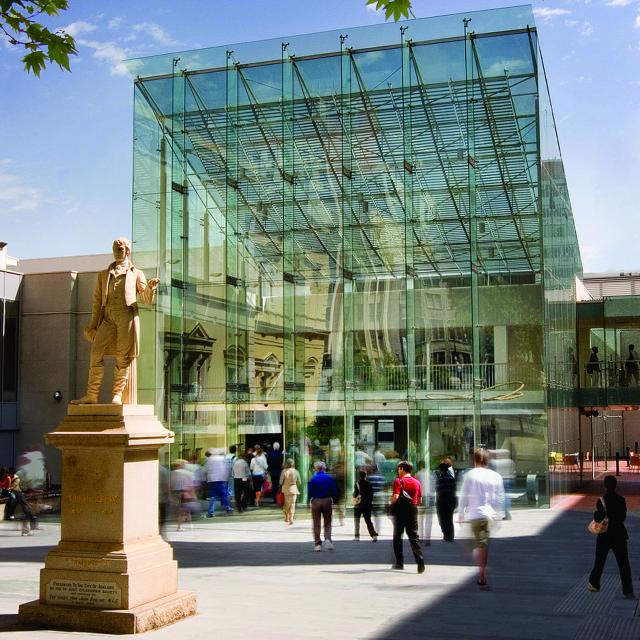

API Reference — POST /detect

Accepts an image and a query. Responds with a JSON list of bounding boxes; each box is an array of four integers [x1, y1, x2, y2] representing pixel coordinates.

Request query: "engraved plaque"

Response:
[[46, 579, 121, 608]]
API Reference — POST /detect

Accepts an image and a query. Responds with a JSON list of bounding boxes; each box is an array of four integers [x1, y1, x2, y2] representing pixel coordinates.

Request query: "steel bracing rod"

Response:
[[184, 74, 282, 256], [235, 64, 340, 270], [292, 62, 389, 273], [349, 53, 441, 275], [384, 85, 458, 269], [136, 79, 228, 242], [446, 78, 513, 273], [408, 46, 472, 248], [470, 36, 535, 271]]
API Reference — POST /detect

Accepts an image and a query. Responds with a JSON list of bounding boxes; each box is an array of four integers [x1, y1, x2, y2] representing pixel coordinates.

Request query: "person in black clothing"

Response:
[[435, 458, 457, 542], [588, 475, 634, 597], [353, 470, 378, 541], [266, 442, 284, 503]]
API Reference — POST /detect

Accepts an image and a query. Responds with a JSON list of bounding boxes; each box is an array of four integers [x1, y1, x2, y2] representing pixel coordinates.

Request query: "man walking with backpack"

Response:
[[390, 461, 425, 573]]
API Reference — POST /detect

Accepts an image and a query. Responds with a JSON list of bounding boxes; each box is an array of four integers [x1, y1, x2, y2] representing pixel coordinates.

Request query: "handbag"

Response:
[[587, 497, 608, 535], [351, 495, 361, 507], [275, 491, 285, 507]]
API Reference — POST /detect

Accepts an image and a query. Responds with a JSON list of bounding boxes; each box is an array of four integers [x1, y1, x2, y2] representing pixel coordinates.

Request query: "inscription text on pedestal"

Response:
[[46, 579, 121, 608]]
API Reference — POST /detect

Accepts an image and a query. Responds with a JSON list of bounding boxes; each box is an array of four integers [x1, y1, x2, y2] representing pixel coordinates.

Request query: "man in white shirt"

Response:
[[458, 448, 505, 587]]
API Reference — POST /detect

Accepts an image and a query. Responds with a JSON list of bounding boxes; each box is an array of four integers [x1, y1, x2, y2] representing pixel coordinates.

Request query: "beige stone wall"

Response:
[[17, 270, 113, 483]]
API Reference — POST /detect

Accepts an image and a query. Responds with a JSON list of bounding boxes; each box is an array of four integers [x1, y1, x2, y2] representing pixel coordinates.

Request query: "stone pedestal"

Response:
[[19, 404, 196, 634]]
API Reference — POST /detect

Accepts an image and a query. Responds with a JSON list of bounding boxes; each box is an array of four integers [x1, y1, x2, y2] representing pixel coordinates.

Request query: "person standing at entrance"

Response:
[[458, 449, 505, 587], [232, 454, 252, 513], [308, 461, 338, 551], [250, 445, 268, 507], [588, 475, 634, 597], [390, 461, 425, 573], [267, 442, 284, 503]]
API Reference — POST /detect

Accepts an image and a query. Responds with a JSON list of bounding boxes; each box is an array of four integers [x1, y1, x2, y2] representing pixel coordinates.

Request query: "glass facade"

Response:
[[130, 6, 582, 505]]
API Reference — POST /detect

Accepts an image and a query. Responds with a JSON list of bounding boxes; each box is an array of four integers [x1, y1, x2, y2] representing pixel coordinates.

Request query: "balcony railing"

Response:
[[314, 362, 544, 393]]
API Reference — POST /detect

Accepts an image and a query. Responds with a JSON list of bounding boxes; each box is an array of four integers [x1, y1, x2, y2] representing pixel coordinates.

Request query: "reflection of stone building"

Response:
[[130, 6, 586, 505]]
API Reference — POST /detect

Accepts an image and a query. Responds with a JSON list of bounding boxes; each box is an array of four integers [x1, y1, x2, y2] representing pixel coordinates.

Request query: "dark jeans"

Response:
[[437, 495, 457, 541], [589, 535, 633, 594], [233, 478, 250, 512], [392, 503, 424, 567], [207, 481, 231, 515], [354, 505, 377, 539]]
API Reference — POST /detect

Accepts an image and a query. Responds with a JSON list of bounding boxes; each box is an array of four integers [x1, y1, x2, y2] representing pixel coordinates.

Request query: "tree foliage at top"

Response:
[[367, 0, 414, 21], [0, 0, 76, 76]]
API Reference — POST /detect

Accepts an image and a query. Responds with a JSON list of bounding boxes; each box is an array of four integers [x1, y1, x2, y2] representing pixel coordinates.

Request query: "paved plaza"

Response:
[[1, 474, 640, 639]]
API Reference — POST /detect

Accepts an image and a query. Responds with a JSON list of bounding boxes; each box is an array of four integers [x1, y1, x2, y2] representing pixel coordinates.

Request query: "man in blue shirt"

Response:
[[308, 461, 339, 551]]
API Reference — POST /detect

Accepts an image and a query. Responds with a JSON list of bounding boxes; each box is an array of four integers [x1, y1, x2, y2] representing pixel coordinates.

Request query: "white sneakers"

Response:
[[323, 540, 334, 551], [314, 544, 322, 552]]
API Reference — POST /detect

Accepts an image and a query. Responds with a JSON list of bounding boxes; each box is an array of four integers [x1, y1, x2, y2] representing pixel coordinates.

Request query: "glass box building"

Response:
[[130, 5, 582, 504]]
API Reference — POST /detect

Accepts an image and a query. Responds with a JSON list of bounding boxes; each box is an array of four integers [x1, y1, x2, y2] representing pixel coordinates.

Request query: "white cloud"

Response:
[[533, 7, 571, 21], [77, 38, 130, 76], [484, 58, 532, 76], [366, 2, 383, 13], [108, 16, 123, 30], [580, 21, 594, 36], [132, 22, 178, 46], [635, 12, 640, 27], [606, 0, 633, 6], [61, 21, 97, 38], [0, 169, 43, 214]]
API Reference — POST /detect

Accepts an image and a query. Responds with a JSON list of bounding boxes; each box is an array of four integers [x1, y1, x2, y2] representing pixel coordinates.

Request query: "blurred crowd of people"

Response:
[[1, 444, 48, 535]]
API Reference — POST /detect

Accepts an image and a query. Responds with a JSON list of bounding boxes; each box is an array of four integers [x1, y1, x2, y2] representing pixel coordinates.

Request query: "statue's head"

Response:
[[112, 237, 131, 262]]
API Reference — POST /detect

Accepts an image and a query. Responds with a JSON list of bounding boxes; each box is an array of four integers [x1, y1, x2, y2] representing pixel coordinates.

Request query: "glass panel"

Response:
[[131, 7, 582, 511]]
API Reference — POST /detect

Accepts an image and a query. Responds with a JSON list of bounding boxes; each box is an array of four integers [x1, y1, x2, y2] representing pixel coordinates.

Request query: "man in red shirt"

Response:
[[390, 461, 425, 573]]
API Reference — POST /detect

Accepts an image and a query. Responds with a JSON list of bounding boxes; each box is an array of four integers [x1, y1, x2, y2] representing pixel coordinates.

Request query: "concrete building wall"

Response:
[[17, 269, 115, 483]]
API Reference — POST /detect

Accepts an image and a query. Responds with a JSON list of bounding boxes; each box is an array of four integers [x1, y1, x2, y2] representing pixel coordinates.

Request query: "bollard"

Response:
[[616, 451, 620, 477]]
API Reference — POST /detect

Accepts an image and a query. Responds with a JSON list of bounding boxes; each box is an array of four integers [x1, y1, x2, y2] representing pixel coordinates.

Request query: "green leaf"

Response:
[[23, 49, 46, 76]]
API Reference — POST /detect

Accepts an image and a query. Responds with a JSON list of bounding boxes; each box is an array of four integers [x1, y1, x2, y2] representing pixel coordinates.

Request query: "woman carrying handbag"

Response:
[[587, 475, 634, 597]]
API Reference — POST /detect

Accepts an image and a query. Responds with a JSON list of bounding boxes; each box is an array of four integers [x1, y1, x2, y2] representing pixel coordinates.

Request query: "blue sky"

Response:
[[1, 0, 639, 273]]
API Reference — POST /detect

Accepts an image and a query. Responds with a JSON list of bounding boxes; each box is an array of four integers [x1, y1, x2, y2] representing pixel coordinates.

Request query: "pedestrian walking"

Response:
[[588, 475, 634, 598], [435, 458, 457, 541], [389, 461, 425, 573], [308, 461, 338, 551], [232, 454, 252, 513], [203, 448, 232, 517], [458, 448, 505, 587], [280, 459, 301, 524], [352, 470, 378, 541], [250, 445, 269, 507]]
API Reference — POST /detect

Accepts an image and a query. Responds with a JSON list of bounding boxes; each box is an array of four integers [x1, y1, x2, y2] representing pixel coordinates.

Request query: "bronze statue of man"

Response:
[[72, 237, 159, 405]]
